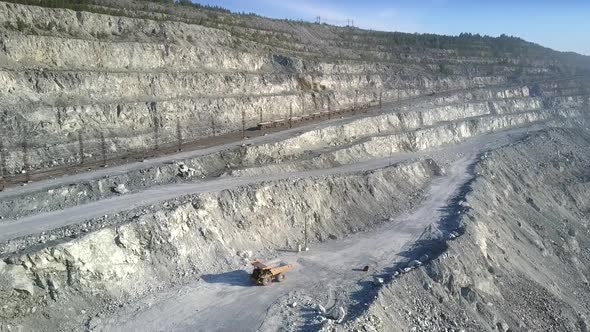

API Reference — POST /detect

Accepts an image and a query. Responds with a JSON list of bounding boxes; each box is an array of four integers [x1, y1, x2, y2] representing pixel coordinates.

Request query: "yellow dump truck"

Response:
[[250, 260, 294, 286]]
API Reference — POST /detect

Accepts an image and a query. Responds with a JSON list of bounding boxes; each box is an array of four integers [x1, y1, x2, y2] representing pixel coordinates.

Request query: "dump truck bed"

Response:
[[250, 260, 294, 285]]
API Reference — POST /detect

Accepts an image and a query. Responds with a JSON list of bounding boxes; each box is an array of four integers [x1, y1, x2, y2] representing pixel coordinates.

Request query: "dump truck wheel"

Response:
[[275, 274, 285, 282], [262, 277, 271, 286]]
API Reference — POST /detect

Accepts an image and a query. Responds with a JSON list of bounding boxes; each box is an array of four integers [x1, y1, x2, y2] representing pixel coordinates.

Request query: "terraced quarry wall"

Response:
[[1, 1, 590, 331], [1, 1, 586, 176], [0, 159, 438, 331], [0, 86, 586, 220]]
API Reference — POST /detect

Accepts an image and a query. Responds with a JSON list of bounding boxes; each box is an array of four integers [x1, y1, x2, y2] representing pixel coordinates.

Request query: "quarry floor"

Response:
[[94, 155, 474, 332], [85, 125, 537, 331]]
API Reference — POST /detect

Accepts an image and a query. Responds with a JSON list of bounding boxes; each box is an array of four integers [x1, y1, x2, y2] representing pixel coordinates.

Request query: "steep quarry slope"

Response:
[[0, 122, 588, 331], [344, 128, 590, 332], [1, 1, 590, 332], [1, 159, 439, 331], [0, 0, 588, 177], [0, 84, 587, 221]]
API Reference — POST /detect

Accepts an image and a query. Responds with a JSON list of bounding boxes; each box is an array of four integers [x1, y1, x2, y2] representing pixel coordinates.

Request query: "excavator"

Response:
[[250, 260, 293, 286]]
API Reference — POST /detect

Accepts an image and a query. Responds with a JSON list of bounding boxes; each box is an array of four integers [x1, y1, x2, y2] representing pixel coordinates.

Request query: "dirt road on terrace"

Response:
[[94, 154, 474, 332], [0, 125, 539, 243], [0, 101, 400, 200]]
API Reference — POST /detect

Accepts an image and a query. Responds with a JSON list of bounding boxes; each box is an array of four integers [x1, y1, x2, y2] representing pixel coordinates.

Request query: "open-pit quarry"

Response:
[[1, 1, 590, 331]]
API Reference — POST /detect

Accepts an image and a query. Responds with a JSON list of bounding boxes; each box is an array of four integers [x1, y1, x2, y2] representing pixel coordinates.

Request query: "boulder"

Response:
[[326, 306, 346, 323], [315, 303, 326, 314], [112, 183, 128, 194], [177, 163, 197, 178], [0, 263, 35, 295], [497, 321, 510, 332], [236, 250, 253, 259]]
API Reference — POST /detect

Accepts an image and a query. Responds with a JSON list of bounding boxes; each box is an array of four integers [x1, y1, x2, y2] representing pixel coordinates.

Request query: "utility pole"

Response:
[[304, 218, 308, 251], [353, 89, 358, 114], [0, 140, 5, 179], [153, 116, 160, 151], [327, 96, 331, 120], [314, 95, 318, 113], [78, 130, 84, 165], [211, 116, 216, 137], [289, 102, 293, 128], [301, 94, 305, 116], [241, 108, 246, 139], [259, 108, 263, 124], [22, 138, 30, 183], [100, 132, 107, 167], [176, 117, 182, 152]]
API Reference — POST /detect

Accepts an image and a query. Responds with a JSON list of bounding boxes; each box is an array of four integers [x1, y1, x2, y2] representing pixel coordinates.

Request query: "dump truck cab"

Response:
[[250, 260, 293, 286]]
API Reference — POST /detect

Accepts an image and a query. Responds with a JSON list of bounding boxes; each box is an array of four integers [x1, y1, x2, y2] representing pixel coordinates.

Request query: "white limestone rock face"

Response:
[[2, 0, 579, 175], [0, 158, 438, 330], [0, 261, 34, 296], [343, 128, 590, 332]]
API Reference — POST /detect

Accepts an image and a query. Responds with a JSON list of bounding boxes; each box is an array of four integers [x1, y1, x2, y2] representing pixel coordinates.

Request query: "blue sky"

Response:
[[197, 0, 590, 55]]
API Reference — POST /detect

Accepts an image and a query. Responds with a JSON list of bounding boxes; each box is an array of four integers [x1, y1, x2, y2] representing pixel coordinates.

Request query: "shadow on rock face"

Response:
[[201, 269, 252, 287]]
